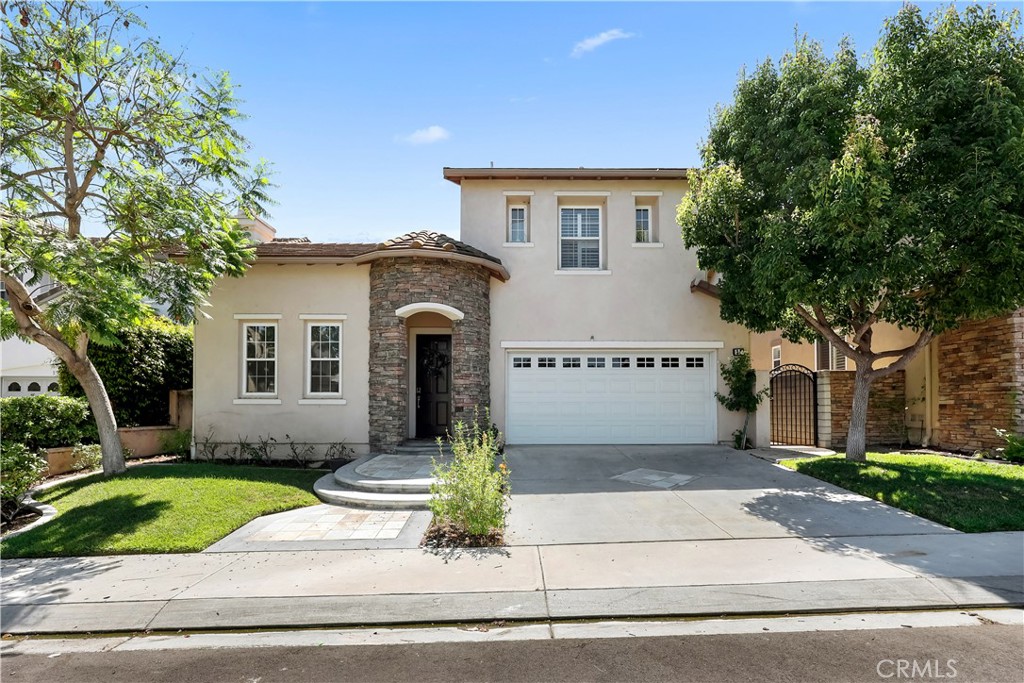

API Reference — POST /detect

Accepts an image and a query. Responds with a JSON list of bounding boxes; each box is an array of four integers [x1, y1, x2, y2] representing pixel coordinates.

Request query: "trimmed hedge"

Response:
[[59, 318, 192, 427], [0, 395, 97, 450]]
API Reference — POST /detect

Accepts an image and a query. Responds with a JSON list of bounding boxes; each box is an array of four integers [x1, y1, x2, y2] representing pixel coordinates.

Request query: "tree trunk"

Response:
[[845, 366, 873, 462], [2, 272, 126, 475], [68, 356, 126, 475]]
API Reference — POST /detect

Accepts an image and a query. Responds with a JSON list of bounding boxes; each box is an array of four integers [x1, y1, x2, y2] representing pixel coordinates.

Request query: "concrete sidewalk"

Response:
[[3, 531, 1022, 634]]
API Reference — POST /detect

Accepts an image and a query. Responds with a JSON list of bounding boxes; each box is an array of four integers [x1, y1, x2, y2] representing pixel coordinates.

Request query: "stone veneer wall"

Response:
[[368, 258, 491, 452], [933, 310, 1024, 452], [818, 370, 906, 449]]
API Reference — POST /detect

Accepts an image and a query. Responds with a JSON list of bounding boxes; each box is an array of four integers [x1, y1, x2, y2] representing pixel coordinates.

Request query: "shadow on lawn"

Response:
[[2, 494, 172, 559]]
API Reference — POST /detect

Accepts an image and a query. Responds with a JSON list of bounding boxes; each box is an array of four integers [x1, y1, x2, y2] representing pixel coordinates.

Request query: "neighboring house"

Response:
[[751, 311, 1024, 452], [1, 274, 60, 397], [191, 168, 757, 457]]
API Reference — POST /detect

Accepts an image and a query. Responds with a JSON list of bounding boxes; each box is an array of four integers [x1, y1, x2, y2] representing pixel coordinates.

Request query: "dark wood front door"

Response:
[[416, 334, 452, 438]]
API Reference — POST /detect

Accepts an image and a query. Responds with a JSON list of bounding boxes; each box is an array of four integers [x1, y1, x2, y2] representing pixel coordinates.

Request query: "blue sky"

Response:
[[137, 1, 1009, 242]]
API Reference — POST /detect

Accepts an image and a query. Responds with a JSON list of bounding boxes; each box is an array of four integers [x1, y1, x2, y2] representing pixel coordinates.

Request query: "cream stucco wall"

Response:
[[193, 263, 371, 455], [459, 178, 753, 444]]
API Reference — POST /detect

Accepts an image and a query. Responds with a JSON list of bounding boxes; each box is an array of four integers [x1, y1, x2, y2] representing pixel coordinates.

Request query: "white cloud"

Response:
[[571, 28, 635, 58], [398, 125, 451, 145]]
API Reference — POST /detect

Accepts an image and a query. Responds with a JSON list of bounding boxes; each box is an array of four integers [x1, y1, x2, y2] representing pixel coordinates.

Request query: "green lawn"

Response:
[[780, 453, 1024, 533], [1, 463, 322, 557]]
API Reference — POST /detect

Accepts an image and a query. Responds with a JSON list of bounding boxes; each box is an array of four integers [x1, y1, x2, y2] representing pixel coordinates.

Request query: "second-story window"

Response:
[[635, 207, 651, 243], [508, 205, 528, 243], [559, 207, 601, 269]]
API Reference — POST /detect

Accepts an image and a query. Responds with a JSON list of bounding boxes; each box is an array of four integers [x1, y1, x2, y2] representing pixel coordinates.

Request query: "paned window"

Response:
[[587, 357, 606, 368], [562, 357, 581, 368], [635, 207, 651, 243], [559, 207, 601, 269], [308, 323, 342, 395], [538, 357, 556, 368], [513, 356, 532, 368], [243, 323, 277, 395], [637, 357, 655, 368], [661, 357, 680, 368], [685, 357, 705, 368], [508, 206, 528, 243]]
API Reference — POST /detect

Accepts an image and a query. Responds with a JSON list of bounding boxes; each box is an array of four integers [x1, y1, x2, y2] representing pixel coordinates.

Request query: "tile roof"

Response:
[[173, 231, 507, 279], [253, 240, 377, 258], [377, 230, 502, 265]]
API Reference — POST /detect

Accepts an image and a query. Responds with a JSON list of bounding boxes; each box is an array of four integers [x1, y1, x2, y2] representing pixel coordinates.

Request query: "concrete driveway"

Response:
[[504, 445, 956, 546]]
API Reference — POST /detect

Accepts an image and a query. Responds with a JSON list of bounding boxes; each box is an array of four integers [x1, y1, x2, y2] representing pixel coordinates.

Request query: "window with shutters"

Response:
[[559, 207, 601, 269]]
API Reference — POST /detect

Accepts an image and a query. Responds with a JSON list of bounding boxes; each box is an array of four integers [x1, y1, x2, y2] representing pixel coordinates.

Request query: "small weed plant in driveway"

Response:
[[425, 418, 510, 547]]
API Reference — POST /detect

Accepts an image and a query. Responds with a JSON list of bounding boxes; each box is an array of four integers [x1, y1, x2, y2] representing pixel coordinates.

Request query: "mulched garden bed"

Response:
[[421, 521, 504, 548], [1, 506, 42, 535]]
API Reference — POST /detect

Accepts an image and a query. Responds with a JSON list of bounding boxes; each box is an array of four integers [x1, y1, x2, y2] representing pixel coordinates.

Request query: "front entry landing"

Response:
[[415, 334, 452, 439]]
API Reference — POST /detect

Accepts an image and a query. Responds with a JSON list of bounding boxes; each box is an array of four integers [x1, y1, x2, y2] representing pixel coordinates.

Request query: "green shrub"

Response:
[[716, 351, 768, 450], [428, 419, 511, 539], [994, 428, 1024, 464], [0, 395, 97, 450], [58, 317, 192, 427], [70, 444, 103, 472], [1, 442, 48, 525]]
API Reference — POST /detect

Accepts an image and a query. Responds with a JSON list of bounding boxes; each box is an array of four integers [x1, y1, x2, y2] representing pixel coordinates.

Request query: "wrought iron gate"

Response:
[[770, 364, 818, 446]]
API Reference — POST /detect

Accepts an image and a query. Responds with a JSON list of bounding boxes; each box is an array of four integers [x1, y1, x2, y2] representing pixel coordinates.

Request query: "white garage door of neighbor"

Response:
[[505, 350, 717, 445]]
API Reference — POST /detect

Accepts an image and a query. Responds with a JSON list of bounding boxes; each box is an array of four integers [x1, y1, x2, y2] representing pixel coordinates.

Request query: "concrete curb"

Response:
[[3, 575, 1021, 635]]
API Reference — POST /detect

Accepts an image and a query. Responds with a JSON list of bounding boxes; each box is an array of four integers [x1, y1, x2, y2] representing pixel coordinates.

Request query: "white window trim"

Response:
[[508, 204, 529, 244], [233, 398, 283, 405], [631, 243, 665, 248], [558, 205, 603, 270], [298, 398, 348, 405], [234, 313, 283, 320], [503, 242, 535, 248], [553, 269, 612, 276], [305, 320, 343, 398], [635, 205, 653, 244], [631, 191, 663, 197], [771, 345, 782, 369], [298, 314, 348, 320], [553, 191, 611, 197], [241, 322, 278, 398], [503, 190, 535, 196]]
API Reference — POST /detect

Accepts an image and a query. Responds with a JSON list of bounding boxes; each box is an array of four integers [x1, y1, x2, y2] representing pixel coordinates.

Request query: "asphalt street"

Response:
[[3, 623, 1022, 683]]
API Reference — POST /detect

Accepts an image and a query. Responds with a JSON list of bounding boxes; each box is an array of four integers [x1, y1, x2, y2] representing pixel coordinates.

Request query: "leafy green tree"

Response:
[[679, 4, 1024, 461], [1, 1, 271, 475]]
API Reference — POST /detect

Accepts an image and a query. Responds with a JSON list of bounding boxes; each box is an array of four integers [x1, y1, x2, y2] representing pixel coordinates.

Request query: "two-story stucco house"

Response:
[[192, 169, 757, 457]]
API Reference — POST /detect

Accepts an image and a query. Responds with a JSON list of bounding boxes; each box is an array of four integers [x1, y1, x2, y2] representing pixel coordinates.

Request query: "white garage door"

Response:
[[506, 350, 717, 444]]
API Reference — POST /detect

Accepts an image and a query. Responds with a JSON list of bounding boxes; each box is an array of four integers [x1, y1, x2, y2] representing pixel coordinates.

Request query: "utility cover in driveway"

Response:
[[505, 350, 716, 444]]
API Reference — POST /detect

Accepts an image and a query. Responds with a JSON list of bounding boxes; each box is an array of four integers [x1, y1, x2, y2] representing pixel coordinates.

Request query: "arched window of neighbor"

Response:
[[7, 382, 21, 392], [47, 382, 59, 392], [27, 382, 41, 392]]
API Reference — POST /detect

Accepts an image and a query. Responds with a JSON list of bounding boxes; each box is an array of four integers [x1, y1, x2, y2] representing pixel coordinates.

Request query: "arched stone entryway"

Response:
[[368, 257, 492, 452]]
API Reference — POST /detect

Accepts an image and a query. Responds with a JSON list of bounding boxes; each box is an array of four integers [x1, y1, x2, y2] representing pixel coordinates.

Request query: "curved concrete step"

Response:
[[314, 474, 431, 510], [333, 456, 434, 494]]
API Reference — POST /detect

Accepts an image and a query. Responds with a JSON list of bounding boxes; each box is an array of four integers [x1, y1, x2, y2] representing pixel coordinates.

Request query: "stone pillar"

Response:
[[368, 257, 492, 452], [816, 371, 833, 449]]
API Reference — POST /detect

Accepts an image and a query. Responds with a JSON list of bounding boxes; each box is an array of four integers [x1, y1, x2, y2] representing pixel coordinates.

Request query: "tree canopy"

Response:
[[678, 4, 1024, 459], [1, 0, 272, 474]]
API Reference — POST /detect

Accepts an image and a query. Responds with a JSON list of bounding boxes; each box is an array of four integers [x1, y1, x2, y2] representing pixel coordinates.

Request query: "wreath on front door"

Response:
[[421, 346, 450, 378]]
